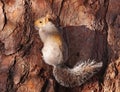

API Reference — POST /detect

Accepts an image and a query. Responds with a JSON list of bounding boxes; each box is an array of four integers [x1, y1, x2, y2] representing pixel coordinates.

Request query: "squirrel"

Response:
[[34, 15, 103, 87]]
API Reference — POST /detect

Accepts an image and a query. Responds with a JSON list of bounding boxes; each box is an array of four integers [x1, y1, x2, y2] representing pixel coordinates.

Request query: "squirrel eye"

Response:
[[39, 21, 42, 23]]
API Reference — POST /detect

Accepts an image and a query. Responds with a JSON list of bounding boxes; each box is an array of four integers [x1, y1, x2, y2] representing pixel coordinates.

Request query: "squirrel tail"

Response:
[[53, 59, 103, 87]]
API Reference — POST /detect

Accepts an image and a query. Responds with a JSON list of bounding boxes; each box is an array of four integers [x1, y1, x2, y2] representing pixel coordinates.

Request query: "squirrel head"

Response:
[[34, 14, 52, 30]]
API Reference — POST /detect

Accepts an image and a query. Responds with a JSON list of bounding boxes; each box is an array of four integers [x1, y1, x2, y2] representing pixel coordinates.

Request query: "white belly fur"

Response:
[[42, 40, 63, 66]]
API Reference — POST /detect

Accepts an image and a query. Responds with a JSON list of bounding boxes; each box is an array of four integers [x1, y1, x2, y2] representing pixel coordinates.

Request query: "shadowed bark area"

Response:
[[0, 0, 119, 92]]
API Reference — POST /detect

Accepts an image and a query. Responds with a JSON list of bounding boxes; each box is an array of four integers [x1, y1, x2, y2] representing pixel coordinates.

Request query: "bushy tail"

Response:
[[53, 59, 103, 87]]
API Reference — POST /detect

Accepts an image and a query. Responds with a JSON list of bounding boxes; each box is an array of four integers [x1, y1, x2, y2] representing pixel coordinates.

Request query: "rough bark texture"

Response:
[[0, 0, 119, 92]]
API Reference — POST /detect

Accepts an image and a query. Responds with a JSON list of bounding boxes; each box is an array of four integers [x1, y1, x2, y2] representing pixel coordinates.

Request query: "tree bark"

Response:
[[0, 0, 119, 92]]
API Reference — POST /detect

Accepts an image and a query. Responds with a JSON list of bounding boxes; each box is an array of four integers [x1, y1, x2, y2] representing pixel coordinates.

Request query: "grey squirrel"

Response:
[[34, 14, 103, 87]]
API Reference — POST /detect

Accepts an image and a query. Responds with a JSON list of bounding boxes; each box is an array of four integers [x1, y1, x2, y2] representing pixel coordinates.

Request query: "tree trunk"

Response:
[[0, 0, 119, 92]]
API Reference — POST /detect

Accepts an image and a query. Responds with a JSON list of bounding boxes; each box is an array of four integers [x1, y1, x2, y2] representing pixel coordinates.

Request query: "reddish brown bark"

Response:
[[0, 0, 119, 92]]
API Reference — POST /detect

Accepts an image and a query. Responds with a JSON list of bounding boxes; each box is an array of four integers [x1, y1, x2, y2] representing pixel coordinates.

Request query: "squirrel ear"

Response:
[[45, 14, 51, 22], [46, 14, 51, 18]]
